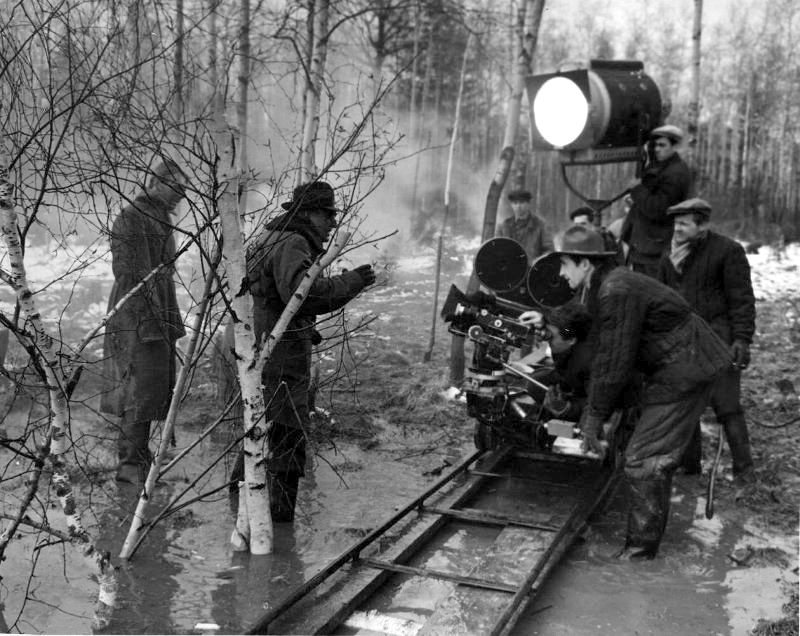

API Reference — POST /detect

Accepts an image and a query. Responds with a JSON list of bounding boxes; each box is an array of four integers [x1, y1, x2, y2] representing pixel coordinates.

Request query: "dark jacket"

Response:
[[496, 213, 554, 262], [657, 231, 755, 345], [246, 212, 365, 443], [622, 153, 691, 260], [585, 267, 731, 420], [100, 193, 186, 418], [247, 213, 366, 345]]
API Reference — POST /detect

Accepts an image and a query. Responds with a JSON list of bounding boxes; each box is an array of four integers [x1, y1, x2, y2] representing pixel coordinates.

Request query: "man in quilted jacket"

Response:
[[523, 225, 731, 560], [658, 198, 756, 491]]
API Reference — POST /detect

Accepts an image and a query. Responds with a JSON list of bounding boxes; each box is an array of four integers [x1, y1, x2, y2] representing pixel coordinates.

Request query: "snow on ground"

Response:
[[747, 243, 800, 301]]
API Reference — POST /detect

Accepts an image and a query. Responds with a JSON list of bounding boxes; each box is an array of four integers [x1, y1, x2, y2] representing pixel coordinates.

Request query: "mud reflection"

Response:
[[94, 485, 180, 634]]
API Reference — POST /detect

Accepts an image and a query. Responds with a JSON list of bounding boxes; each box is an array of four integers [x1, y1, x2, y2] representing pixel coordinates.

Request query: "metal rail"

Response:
[[246, 443, 621, 636], [247, 446, 510, 634]]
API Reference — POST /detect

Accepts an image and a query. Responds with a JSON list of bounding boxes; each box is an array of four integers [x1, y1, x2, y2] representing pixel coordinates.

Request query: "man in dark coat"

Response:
[[496, 188, 554, 262], [244, 180, 375, 522], [101, 159, 188, 484], [523, 225, 731, 560], [658, 198, 757, 488], [621, 125, 692, 278]]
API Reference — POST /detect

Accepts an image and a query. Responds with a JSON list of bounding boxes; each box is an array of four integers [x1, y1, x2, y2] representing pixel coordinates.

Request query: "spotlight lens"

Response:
[[533, 77, 589, 147]]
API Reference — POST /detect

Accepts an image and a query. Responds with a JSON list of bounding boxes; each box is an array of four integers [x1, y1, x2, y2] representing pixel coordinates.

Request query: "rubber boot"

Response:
[[721, 413, 754, 478], [228, 451, 244, 516], [679, 423, 702, 474], [117, 415, 152, 484], [621, 475, 672, 560], [269, 471, 300, 523]]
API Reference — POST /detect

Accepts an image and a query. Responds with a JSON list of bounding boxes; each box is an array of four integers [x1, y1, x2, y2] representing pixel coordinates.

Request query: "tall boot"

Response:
[[228, 451, 244, 516], [269, 471, 300, 523], [721, 413, 754, 479], [679, 423, 702, 474], [622, 475, 672, 559], [117, 415, 152, 484]]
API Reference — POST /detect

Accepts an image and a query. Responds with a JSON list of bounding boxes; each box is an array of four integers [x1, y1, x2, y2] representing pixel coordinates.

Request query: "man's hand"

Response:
[[518, 310, 545, 329], [353, 264, 376, 287], [731, 339, 750, 369], [543, 385, 570, 417], [579, 412, 607, 459]]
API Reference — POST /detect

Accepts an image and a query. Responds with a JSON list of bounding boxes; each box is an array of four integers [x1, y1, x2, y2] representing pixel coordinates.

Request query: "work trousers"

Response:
[[624, 385, 710, 553], [681, 367, 753, 475]]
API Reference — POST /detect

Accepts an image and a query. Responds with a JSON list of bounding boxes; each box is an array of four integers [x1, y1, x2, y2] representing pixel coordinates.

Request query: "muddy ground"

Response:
[[0, 240, 798, 635]]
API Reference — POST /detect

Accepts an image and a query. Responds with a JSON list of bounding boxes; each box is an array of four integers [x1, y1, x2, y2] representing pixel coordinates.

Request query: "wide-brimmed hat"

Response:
[[552, 225, 617, 257], [649, 124, 684, 144], [666, 197, 712, 218], [507, 188, 532, 202], [281, 181, 338, 212]]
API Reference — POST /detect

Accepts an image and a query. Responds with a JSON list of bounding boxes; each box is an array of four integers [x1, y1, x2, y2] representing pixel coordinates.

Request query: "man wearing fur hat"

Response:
[[522, 225, 731, 560], [658, 198, 756, 492], [101, 158, 188, 484], [496, 188, 553, 263], [242, 180, 375, 522], [621, 124, 692, 278]]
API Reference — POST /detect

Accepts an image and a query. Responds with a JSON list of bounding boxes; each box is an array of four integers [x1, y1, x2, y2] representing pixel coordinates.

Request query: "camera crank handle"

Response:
[[705, 424, 725, 519], [501, 362, 549, 392]]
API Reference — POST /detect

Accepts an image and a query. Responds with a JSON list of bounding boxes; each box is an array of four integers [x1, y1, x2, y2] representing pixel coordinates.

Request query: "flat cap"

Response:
[[507, 188, 532, 202], [650, 124, 684, 143], [666, 197, 712, 216]]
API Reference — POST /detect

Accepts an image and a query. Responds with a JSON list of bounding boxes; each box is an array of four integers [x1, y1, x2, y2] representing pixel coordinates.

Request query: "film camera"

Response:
[[441, 238, 584, 453]]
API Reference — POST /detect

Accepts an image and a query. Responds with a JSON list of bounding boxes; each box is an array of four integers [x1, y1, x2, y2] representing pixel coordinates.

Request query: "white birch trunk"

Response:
[[0, 161, 116, 629], [299, 0, 330, 181], [214, 124, 273, 554]]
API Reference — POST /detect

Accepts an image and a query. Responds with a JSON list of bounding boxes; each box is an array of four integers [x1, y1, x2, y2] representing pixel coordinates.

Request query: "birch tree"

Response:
[[449, 0, 545, 384], [300, 0, 331, 181]]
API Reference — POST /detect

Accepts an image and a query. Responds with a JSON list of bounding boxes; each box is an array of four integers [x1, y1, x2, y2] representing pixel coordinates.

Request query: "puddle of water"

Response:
[[514, 474, 798, 636]]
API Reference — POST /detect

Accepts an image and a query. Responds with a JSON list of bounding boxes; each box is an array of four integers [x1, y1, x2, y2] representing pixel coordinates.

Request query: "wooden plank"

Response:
[[263, 448, 512, 635], [422, 505, 560, 532], [359, 556, 518, 593], [416, 526, 553, 636]]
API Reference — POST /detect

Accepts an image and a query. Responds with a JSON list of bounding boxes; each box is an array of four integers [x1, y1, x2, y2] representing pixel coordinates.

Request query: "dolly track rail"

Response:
[[248, 445, 620, 635], [247, 446, 511, 634]]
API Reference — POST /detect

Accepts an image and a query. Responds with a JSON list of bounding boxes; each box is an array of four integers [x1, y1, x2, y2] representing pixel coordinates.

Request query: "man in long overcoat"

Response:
[[658, 198, 756, 489], [621, 125, 692, 277], [524, 225, 731, 560], [243, 180, 375, 522], [101, 159, 187, 484]]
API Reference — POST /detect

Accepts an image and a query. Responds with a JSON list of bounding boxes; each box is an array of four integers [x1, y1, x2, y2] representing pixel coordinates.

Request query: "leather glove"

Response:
[[579, 412, 607, 460], [353, 264, 376, 288], [543, 385, 570, 417], [731, 339, 750, 369]]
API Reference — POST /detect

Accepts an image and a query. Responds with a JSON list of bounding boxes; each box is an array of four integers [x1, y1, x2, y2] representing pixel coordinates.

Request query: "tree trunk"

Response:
[[300, 0, 330, 182], [212, 124, 274, 554], [424, 34, 472, 363], [237, 0, 251, 206], [686, 0, 702, 185], [449, 0, 545, 384], [0, 160, 116, 629], [173, 0, 185, 121]]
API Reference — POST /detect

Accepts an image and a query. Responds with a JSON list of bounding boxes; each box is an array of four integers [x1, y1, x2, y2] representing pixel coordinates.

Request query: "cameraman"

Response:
[[534, 304, 594, 422], [520, 225, 731, 561]]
